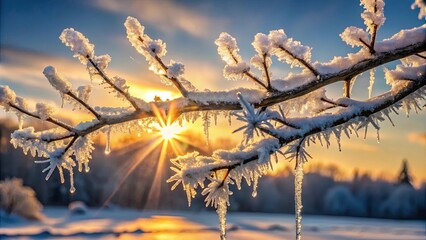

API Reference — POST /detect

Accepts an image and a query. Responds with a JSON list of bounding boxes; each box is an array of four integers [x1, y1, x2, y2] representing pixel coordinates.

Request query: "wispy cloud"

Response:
[[407, 132, 426, 146], [92, 0, 222, 38]]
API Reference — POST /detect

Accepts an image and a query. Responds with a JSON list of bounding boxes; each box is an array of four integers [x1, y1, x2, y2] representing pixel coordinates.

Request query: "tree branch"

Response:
[[206, 74, 426, 173], [11, 39, 424, 145]]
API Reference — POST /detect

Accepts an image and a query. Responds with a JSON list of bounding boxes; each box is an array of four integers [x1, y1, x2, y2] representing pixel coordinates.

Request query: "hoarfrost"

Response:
[[59, 28, 94, 64], [340, 26, 369, 48], [43, 66, 72, 93], [35, 103, 55, 120], [166, 60, 185, 78], [0, 85, 16, 108]]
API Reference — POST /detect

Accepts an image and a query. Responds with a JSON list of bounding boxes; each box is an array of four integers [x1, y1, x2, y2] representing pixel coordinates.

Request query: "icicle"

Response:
[[217, 199, 227, 240], [78, 162, 83, 172], [376, 130, 380, 143], [61, 93, 65, 108], [228, 112, 232, 126], [364, 124, 368, 139], [105, 127, 111, 155], [84, 162, 90, 173], [58, 166, 65, 184], [18, 116, 23, 130], [252, 176, 258, 198], [295, 161, 304, 240], [368, 69, 375, 98], [69, 169, 75, 194], [203, 112, 210, 145], [384, 111, 395, 127]]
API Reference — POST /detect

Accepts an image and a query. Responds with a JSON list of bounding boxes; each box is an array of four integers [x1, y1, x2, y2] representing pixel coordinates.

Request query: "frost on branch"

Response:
[[340, 26, 369, 48], [361, 0, 386, 34], [0, 85, 16, 111], [35, 103, 55, 121], [59, 28, 94, 64], [43, 66, 72, 94], [268, 29, 312, 69], [216, 33, 251, 82], [251, 33, 272, 84], [76, 85, 92, 105], [166, 60, 185, 78], [125, 16, 167, 75]]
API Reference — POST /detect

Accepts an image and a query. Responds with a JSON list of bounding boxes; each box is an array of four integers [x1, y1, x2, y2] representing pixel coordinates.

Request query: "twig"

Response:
[[8, 103, 74, 132], [137, 36, 188, 97], [415, 53, 426, 59], [278, 46, 320, 77], [344, 79, 351, 98], [66, 91, 101, 119], [270, 118, 300, 129], [262, 53, 271, 88], [320, 97, 348, 108], [226, 47, 270, 91], [87, 57, 140, 110]]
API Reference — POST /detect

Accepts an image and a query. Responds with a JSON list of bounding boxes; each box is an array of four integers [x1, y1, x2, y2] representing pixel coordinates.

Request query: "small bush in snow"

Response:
[[68, 201, 88, 215], [0, 178, 43, 220]]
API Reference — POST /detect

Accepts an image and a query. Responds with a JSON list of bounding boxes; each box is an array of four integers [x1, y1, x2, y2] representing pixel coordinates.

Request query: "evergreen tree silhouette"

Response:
[[397, 159, 413, 187]]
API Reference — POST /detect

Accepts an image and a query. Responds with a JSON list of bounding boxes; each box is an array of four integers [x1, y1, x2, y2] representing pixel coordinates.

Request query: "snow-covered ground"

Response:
[[1, 207, 425, 240]]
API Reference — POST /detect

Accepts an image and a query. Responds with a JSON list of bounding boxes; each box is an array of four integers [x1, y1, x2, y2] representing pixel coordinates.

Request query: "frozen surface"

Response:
[[1, 207, 425, 240]]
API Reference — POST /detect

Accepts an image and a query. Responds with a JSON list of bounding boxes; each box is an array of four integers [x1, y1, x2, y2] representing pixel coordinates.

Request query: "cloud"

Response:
[[407, 132, 426, 146], [0, 45, 172, 99], [92, 0, 222, 38], [342, 141, 379, 152]]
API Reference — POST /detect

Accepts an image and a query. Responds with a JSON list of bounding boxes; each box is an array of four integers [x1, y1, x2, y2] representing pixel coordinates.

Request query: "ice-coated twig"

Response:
[[86, 57, 140, 110]]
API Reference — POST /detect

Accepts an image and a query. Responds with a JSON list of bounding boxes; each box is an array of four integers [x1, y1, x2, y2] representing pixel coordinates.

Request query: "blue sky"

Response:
[[1, 0, 425, 182]]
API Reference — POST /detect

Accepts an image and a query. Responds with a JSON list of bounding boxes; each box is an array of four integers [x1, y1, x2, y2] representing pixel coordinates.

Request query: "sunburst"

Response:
[[101, 101, 188, 210]]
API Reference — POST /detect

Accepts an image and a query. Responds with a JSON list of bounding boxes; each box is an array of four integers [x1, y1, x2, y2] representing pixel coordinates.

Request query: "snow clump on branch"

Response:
[[60, 28, 94, 64]]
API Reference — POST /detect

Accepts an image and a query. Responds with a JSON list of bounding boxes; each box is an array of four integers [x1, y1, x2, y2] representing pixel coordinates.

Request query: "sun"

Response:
[[159, 122, 184, 141]]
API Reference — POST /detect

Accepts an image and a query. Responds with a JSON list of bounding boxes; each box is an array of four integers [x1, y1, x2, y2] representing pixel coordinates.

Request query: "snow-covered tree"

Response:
[[1, 0, 425, 239]]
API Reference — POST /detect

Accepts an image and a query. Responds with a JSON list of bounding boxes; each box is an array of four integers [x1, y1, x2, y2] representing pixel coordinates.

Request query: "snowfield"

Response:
[[1, 208, 424, 240]]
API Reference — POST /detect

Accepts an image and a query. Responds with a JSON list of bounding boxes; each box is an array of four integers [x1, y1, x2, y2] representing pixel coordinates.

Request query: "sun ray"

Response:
[[99, 137, 163, 211], [144, 139, 169, 209]]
